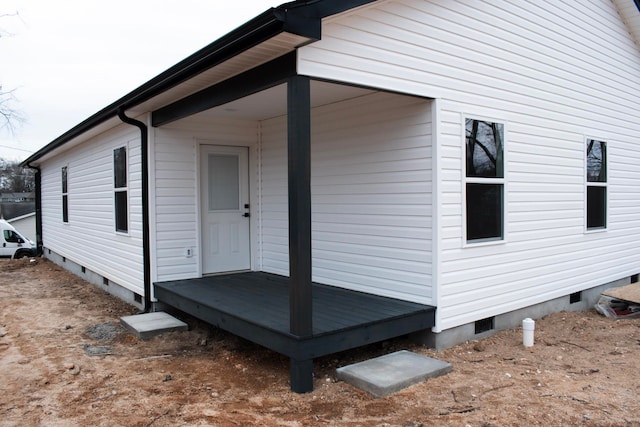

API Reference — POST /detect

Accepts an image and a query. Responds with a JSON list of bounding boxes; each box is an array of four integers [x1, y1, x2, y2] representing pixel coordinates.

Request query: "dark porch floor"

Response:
[[154, 272, 435, 392]]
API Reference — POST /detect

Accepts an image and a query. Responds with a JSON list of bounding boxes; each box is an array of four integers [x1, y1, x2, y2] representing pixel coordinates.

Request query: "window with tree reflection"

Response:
[[465, 118, 505, 242], [114, 146, 128, 233], [62, 166, 68, 223], [586, 139, 606, 229]]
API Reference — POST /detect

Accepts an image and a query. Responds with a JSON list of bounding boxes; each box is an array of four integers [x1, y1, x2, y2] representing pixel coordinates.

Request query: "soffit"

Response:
[[613, 0, 640, 46], [127, 32, 311, 116], [180, 80, 378, 123]]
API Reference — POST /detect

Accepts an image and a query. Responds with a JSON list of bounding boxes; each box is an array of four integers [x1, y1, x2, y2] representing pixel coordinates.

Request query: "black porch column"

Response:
[[288, 75, 312, 336], [287, 75, 313, 393]]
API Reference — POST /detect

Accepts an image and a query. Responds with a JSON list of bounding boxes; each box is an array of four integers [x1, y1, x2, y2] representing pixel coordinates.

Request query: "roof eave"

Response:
[[21, 7, 321, 167]]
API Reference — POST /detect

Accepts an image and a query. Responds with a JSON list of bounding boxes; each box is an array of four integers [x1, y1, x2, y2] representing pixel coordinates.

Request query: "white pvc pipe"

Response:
[[522, 318, 535, 347]]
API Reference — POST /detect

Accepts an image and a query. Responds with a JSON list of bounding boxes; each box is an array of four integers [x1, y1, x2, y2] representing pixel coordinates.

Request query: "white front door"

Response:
[[200, 145, 250, 274]]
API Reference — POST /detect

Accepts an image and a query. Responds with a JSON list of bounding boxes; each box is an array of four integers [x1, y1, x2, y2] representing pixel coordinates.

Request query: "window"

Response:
[[62, 166, 68, 223], [465, 118, 505, 242], [586, 139, 606, 229], [3, 230, 22, 243], [114, 146, 128, 233]]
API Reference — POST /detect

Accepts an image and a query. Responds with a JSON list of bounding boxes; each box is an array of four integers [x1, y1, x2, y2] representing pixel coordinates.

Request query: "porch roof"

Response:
[[22, 0, 377, 167]]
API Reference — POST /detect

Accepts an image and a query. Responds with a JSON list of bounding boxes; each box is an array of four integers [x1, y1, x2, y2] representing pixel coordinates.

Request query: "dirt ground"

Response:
[[1, 259, 639, 426]]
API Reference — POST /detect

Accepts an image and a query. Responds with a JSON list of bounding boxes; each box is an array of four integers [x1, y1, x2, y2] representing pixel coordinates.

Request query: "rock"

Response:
[[64, 362, 75, 370]]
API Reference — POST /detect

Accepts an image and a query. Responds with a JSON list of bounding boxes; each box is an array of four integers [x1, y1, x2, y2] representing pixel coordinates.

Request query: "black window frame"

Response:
[[464, 118, 506, 243], [586, 138, 607, 230], [62, 166, 69, 223], [113, 146, 128, 233]]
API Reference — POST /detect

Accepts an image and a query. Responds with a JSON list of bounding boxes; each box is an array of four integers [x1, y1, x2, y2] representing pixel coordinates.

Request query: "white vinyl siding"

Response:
[[261, 92, 434, 304], [152, 117, 258, 282], [298, 0, 640, 330], [40, 125, 144, 294]]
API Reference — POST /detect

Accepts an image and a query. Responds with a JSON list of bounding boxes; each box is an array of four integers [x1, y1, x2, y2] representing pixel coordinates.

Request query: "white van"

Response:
[[0, 219, 37, 259]]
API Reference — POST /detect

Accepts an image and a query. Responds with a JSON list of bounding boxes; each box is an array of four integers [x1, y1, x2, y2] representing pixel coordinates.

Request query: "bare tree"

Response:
[[0, 85, 23, 133], [0, 12, 24, 133]]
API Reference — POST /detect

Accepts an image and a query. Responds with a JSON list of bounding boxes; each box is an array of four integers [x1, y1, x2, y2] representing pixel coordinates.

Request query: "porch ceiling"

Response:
[[127, 32, 313, 118], [171, 80, 378, 123]]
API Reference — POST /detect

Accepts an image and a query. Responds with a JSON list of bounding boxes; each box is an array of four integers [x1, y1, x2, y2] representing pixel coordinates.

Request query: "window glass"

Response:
[[115, 191, 128, 233], [466, 183, 503, 241], [587, 186, 606, 229], [208, 154, 239, 211], [466, 119, 504, 178], [62, 195, 68, 223], [3, 230, 20, 243], [114, 147, 127, 188], [587, 139, 606, 182], [62, 166, 68, 193]]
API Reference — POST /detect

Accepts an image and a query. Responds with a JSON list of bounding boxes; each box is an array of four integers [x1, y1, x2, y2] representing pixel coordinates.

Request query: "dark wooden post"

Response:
[[287, 75, 313, 393]]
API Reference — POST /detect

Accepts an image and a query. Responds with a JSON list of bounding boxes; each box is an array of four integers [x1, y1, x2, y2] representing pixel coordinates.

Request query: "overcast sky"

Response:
[[0, 0, 278, 161]]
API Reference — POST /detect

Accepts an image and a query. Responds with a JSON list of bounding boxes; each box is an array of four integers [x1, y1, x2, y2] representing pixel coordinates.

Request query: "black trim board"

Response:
[[152, 52, 297, 126]]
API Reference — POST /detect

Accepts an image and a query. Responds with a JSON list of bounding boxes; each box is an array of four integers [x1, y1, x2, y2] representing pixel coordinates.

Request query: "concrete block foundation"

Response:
[[415, 275, 634, 350], [43, 247, 144, 311]]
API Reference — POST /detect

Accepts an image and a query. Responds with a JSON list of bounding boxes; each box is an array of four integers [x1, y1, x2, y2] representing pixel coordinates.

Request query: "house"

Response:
[[22, 0, 640, 392]]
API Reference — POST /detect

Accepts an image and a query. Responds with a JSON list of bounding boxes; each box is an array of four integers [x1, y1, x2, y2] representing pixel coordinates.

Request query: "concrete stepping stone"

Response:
[[336, 350, 452, 397], [120, 311, 188, 340]]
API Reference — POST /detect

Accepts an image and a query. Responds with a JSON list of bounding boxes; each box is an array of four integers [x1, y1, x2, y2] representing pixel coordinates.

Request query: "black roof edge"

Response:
[[22, 0, 378, 167], [281, 0, 377, 17]]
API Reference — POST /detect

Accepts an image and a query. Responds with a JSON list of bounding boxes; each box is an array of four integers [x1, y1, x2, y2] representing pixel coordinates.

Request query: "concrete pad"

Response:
[[120, 312, 188, 340], [336, 350, 452, 397]]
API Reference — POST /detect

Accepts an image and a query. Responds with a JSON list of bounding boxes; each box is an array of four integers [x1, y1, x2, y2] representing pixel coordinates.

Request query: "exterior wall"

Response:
[[40, 124, 144, 294], [261, 92, 434, 304], [298, 0, 640, 331], [151, 117, 259, 283]]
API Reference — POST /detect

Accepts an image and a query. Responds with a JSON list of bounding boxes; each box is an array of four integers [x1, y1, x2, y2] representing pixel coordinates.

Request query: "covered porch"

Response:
[[154, 272, 436, 393], [149, 49, 436, 393]]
